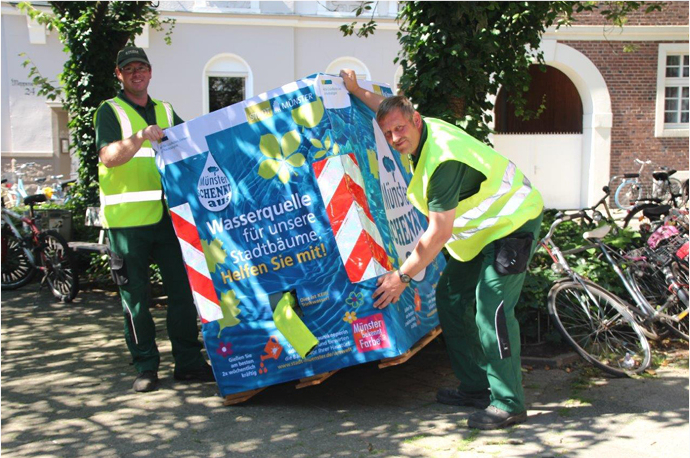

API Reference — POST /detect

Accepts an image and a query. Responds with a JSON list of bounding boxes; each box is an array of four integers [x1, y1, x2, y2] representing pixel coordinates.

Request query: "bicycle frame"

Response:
[[584, 226, 686, 325], [539, 213, 605, 323], [1, 207, 39, 266]]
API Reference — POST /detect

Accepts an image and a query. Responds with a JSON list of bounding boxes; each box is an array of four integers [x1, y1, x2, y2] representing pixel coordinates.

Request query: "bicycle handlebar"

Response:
[[542, 210, 589, 241]]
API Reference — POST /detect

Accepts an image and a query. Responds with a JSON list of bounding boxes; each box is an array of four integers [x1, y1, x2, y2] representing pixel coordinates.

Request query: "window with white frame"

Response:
[[203, 54, 252, 114], [655, 44, 689, 137]]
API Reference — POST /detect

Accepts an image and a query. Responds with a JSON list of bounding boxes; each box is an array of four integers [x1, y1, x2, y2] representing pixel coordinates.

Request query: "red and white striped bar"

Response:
[[169, 203, 224, 323], [313, 153, 392, 283]]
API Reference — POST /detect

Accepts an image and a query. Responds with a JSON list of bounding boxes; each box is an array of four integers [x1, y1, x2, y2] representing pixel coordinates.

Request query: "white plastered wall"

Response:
[[540, 40, 613, 207]]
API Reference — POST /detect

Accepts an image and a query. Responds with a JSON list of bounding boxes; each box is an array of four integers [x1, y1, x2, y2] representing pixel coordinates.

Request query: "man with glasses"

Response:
[[94, 46, 214, 392]]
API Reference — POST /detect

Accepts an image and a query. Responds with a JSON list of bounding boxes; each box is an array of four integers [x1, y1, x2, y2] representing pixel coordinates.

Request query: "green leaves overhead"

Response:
[[18, 1, 175, 209], [343, 1, 662, 144]]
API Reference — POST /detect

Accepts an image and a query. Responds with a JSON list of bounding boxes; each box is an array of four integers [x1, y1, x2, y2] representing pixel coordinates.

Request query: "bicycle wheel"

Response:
[[672, 260, 688, 286], [615, 180, 644, 210], [38, 230, 79, 302], [626, 253, 688, 340], [681, 179, 690, 207], [1, 227, 36, 289], [623, 203, 665, 230], [626, 258, 670, 310], [548, 279, 651, 377], [623, 259, 673, 340], [667, 177, 684, 206], [660, 293, 689, 341]]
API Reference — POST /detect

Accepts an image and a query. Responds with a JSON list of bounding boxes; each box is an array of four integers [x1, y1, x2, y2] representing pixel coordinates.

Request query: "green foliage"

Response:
[[343, 1, 662, 143], [339, 1, 377, 37], [18, 1, 174, 213]]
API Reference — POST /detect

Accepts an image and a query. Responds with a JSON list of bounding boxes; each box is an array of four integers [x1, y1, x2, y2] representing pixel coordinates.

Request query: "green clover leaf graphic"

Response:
[[258, 130, 305, 184], [292, 99, 324, 128], [311, 133, 341, 159]]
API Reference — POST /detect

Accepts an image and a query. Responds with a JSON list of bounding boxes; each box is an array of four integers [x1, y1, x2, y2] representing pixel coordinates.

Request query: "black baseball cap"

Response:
[[117, 46, 150, 68]]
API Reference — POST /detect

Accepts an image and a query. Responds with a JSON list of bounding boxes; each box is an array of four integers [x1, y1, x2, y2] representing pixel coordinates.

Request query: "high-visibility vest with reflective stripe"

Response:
[[407, 117, 544, 261], [96, 96, 174, 228]]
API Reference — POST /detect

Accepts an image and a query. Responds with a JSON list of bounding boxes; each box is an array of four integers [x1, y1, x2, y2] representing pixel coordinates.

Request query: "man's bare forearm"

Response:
[[351, 86, 385, 113], [99, 132, 146, 168], [399, 210, 454, 278], [99, 125, 164, 168], [340, 69, 386, 113]]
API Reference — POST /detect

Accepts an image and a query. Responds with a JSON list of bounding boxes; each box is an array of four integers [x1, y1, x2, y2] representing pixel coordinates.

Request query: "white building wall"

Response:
[[294, 27, 399, 86], [1, 12, 64, 156], [148, 22, 297, 120], [2, 17, 12, 153]]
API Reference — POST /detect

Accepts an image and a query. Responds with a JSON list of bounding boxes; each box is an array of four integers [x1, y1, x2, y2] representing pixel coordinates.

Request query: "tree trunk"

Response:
[[449, 96, 466, 119]]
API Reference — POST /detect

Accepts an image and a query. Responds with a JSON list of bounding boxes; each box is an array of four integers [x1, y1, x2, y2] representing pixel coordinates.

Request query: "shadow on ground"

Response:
[[2, 282, 688, 457]]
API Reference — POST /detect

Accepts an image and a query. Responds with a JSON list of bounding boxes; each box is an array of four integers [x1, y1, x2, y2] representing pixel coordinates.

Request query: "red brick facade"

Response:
[[567, 40, 688, 178], [573, 2, 688, 26], [566, 2, 689, 179]]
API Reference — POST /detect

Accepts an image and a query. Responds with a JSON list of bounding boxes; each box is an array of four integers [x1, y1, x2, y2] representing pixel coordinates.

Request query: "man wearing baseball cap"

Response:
[[94, 46, 215, 392]]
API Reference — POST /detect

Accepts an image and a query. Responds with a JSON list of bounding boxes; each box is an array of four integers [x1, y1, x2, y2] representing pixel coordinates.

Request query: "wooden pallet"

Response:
[[223, 387, 266, 406], [222, 325, 442, 405], [295, 369, 339, 389], [378, 325, 442, 369]]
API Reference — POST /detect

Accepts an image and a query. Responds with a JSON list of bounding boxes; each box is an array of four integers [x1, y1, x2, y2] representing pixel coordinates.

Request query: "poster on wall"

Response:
[[156, 74, 446, 397]]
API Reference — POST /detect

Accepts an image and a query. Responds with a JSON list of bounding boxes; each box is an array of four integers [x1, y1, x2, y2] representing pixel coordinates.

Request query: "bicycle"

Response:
[[571, 209, 688, 341], [620, 223, 689, 341], [1, 184, 79, 302], [34, 174, 64, 201], [622, 170, 688, 230], [613, 159, 684, 210], [1, 161, 37, 207], [564, 185, 624, 232], [539, 211, 651, 377]]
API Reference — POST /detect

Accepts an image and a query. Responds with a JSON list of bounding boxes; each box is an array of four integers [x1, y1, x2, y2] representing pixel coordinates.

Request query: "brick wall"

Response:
[[566, 40, 688, 179], [573, 2, 688, 26]]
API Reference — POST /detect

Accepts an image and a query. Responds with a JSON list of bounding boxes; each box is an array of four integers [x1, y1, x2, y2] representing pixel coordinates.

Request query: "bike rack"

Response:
[[67, 207, 111, 255]]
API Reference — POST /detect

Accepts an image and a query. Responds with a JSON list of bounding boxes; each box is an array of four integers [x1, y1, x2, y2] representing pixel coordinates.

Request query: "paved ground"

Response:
[[2, 283, 688, 458]]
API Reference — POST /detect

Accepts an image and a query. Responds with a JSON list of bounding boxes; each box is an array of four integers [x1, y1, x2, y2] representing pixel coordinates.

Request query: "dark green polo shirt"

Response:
[[94, 90, 183, 152], [410, 120, 486, 212]]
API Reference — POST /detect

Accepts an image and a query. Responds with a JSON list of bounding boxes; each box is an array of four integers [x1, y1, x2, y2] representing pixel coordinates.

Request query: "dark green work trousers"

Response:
[[108, 211, 205, 374], [436, 213, 543, 414]]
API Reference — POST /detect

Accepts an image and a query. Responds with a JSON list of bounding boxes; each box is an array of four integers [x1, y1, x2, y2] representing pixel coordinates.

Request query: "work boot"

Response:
[[467, 405, 527, 430], [436, 387, 491, 409], [133, 371, 158, 393], [173, 362, 215, 382]]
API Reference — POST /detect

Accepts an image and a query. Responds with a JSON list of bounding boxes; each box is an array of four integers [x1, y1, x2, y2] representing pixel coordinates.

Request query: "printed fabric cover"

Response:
[[156, 74, 445, 396]]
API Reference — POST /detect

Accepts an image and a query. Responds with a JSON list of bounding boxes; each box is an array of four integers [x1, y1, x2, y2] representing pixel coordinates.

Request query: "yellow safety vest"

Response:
[[96, 96, 174, 228], [407, 117, 544, 261]]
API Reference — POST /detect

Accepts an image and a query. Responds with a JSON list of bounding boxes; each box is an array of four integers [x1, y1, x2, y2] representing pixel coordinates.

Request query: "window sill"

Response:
[[655, 127, 689, 138]]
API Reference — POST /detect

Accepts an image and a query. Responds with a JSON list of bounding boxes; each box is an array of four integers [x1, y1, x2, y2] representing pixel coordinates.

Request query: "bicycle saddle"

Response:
[[24, 194, 48, 206], [623, 173, 639, 178], [642, 204, 671, 221], [583, 225, 612, 241], [652, 169, 676, 180]]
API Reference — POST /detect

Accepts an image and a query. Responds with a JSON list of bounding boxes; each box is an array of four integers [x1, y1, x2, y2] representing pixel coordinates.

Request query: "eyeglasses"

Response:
[[120, 65, 150, 75]]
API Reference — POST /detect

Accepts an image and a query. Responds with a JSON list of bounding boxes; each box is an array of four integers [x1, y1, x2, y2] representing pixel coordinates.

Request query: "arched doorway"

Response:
[[491, 41, 613, 209], [493, 64, 584, 208]]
